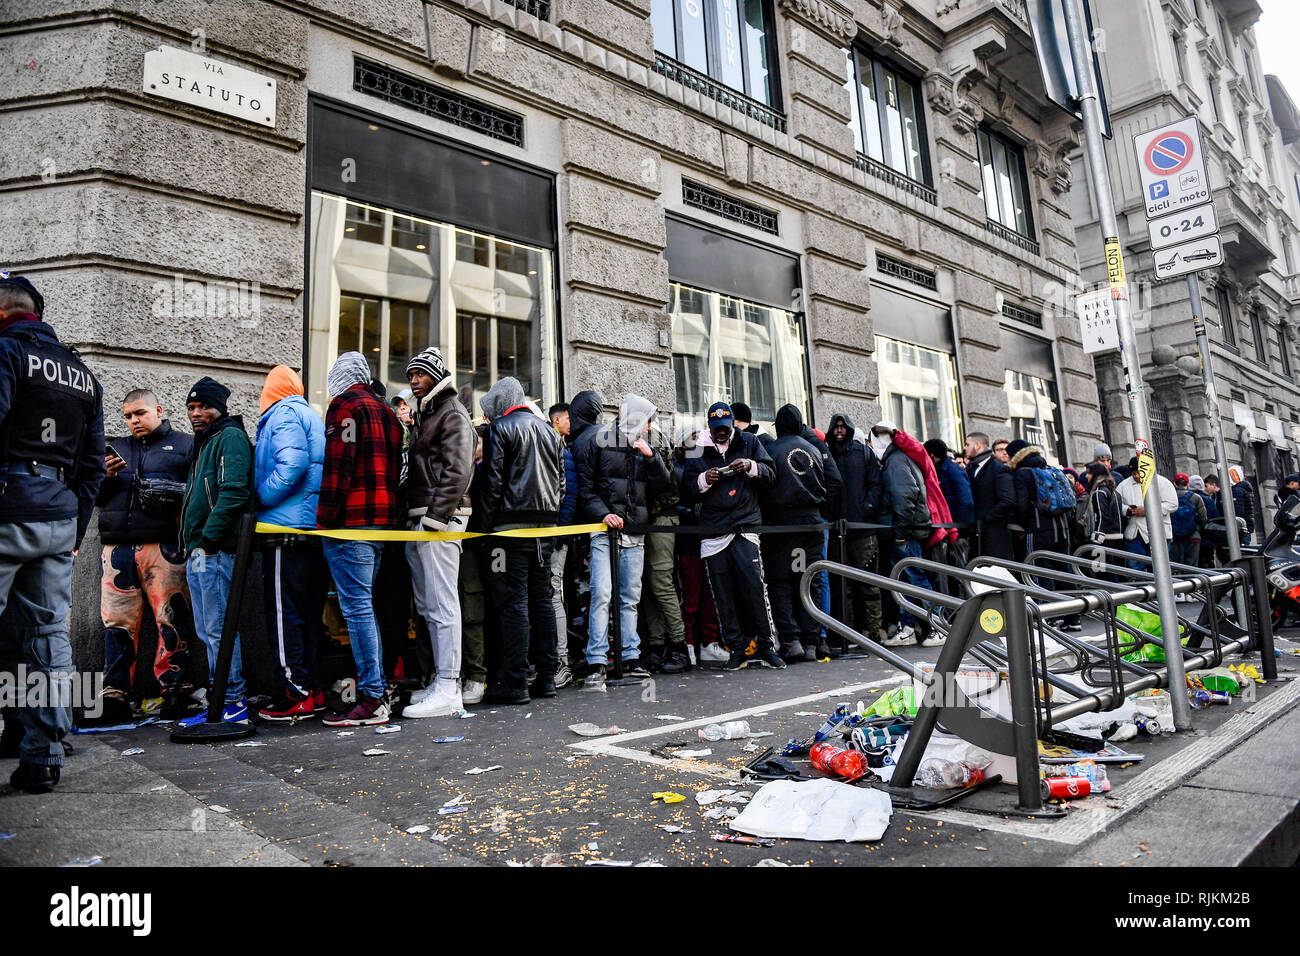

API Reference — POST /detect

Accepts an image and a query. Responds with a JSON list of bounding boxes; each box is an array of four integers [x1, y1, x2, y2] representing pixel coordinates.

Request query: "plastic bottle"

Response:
[[1062, 761, 1111, 792], [914, 757, 986, 789], [1189, 689, 1231, 709], [697, 720, 751, 741], [809, 741, 867, 781]]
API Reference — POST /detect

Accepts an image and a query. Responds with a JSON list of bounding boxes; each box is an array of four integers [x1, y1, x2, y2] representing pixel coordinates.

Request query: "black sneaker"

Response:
[[757, 649, 788, 670], [83, 694, 133, 727], [530, 677, 557, 699], [724, 649, 749, 671], [159, 690, 202, 721], [779, 640, 804, 663], [9, 762, 59, 794], [482, 686, 531, 706], [815, 641, 833, 661], [643, 648, 665, 673], [0, 720, 20, 759], [660, 649, 691, 674], [622, 659, 651, 679], [802, 644, 818, 663]]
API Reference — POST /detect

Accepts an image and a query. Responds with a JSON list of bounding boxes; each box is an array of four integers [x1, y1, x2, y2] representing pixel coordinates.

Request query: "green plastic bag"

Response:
[[1116, 604, 1186, 663], [1194, 667, 1240, 695], [861, 686, 917, 718]]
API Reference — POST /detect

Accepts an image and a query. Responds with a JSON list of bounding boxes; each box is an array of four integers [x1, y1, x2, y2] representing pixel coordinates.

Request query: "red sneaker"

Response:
[[311, 688, 326, 711], [258, 693, 315, 722], [321, 696, 390, 727]]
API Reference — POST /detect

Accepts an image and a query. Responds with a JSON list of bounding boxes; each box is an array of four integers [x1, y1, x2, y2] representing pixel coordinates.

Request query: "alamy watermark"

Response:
[[0, 666, 104, 718], [151, 273, 260, 328]]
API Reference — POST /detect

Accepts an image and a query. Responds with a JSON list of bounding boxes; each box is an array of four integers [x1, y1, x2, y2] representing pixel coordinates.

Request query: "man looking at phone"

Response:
[[679, 402, 784, 672], [94, 390, 195, 723]]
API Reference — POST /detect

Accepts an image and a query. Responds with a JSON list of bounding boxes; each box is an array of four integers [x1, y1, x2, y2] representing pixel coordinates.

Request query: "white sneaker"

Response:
[[686, 644, 697, 666], [920, 634, 946, 647], [461, 680, 485, 705], [699, 642, 729, 663], [881, 625, 917, 647], [409, 683, 434, 705], [402, 678, 462, 718]]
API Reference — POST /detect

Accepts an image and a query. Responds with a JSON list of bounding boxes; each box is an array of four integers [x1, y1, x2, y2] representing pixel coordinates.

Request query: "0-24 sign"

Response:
[[1146, 203, 1217, 251]]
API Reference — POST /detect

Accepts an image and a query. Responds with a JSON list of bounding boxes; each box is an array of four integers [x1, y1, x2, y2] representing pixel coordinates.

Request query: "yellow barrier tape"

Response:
[[256, 521, 609, 542]]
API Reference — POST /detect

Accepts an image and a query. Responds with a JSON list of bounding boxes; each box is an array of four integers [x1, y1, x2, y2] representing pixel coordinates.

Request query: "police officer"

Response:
[[0, 274, 106, 794]]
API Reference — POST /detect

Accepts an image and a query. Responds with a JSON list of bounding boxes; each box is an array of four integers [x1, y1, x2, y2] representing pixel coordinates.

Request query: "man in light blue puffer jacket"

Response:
[[253, 365, 327, 722]]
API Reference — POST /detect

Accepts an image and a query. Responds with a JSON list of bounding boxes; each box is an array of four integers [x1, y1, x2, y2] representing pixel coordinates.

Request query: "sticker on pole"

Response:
[[1133, 116, 1210, 217], [1134, 439, 1155, 499], [1077, 288, 1121, 355], [1104, 237, 1126, 291]]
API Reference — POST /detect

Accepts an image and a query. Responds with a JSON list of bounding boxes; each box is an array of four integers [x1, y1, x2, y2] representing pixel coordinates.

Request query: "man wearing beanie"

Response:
[[1091, 442, 1113, 470], [178, 375, 254, 727], [317, 352, 403, 726], [253, 366, 327, 722], [401, 347, 476, 718]]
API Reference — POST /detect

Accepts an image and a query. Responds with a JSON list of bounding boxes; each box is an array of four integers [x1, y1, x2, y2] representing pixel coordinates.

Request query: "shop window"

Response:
[[977, 127, 1035, 241], [845, 48, 930, 188], [668, 281, 808, 427], [308, 192, 556, 411], [873, 335, 963, 452], [1003, 369, 1067, 467], [650, 0, 780, 110]]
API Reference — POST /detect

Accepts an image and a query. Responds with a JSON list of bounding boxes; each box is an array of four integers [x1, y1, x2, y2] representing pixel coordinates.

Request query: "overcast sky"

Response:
[[1256, 1, 1299, 99]]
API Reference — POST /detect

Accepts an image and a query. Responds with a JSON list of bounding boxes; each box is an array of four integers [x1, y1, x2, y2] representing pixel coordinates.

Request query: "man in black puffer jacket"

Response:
[[825, 412, 884, 645], [95, 389, 195, 723], [679, 402, 784, 672], [762, 405, 834, 663], [870, 421, 937, 647], [575, 393, 671, 692], [1007, 439, 1082, 630]]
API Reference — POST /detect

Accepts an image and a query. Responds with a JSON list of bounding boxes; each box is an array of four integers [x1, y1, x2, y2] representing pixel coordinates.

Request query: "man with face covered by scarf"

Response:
[[574, 394, 671, 692]]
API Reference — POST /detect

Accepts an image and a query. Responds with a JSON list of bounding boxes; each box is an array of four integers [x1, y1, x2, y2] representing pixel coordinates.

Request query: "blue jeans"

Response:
[[0, 519, 76, 767], [322, 538, 384, 699], [817, 529, 830, 638], [1124, 536, 1150, 573], [586, 533, 645, 665], [187, 550, 245, 704], [889, 539, 932, 628]]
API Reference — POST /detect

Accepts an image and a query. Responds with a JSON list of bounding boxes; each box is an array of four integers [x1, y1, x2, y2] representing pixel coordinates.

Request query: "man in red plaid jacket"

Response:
[[316, 351, 403, 726]]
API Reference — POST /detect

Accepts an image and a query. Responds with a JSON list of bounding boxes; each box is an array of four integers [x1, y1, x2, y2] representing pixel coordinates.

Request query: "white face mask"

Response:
[[870, 433, 891, 459]]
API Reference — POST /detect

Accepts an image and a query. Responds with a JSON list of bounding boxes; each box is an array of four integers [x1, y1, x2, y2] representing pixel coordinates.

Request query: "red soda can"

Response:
[[1041, 776, 1091, 800]]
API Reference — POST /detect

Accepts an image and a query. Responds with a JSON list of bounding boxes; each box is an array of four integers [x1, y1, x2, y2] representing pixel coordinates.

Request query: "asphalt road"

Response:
[[6, 629, 1295, 867]]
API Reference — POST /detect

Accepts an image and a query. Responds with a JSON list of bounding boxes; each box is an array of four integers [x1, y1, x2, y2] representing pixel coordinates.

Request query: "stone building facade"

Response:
[[1072, 0, 1300, 528], [3, 0, 1101, 667]]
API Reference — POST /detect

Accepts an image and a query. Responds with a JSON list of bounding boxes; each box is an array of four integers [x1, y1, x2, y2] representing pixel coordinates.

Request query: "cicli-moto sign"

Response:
[[142, 46, 276, 127]]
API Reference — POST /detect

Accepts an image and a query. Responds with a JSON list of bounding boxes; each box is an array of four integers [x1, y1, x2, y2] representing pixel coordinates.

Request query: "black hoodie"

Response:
[[825, 413, 881, 525], [762, 405, 836, 519]]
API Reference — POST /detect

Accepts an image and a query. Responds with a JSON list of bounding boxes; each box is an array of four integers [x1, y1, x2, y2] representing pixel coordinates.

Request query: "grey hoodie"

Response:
[[479, 376, 526, 421], [618, 393, 657, 444]]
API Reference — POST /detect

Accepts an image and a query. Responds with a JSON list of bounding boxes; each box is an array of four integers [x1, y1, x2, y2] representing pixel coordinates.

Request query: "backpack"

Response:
[[1031, 466, 1077, 516], [1171, 491, 1198, 538]]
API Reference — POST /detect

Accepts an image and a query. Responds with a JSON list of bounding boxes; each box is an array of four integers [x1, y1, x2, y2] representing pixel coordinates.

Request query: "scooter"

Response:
[[1261, 494, 1300, 629]]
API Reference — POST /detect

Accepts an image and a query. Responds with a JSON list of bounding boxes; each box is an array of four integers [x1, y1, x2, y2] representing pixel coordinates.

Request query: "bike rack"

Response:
[[799, 544, 1273, 816]]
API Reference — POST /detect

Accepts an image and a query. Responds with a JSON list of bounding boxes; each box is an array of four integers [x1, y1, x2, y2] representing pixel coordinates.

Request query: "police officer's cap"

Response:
[[0, 272, 44, 318]]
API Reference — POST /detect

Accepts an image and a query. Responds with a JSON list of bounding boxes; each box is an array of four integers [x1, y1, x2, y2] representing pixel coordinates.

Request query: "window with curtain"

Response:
[[307, 192, 556, 412], [668, 281, 808, 427], [844, 48, 930, 185], [872, 335, 963, 451], [977, 126, 1035, 239], [650, 0, 778, 107]]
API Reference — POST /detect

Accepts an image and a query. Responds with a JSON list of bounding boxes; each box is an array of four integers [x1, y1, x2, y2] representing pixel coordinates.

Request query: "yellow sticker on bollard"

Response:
[[979, 609, 1004, 634]]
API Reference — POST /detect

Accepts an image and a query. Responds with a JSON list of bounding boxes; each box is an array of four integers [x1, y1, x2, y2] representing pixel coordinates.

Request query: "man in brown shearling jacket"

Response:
[[401, 346, 475, 718]]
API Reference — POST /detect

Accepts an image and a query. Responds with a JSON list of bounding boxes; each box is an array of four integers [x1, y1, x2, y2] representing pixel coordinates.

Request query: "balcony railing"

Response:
[[854, 153, 937, 205], [985, 218, 1041, 257], [653, 53, 786, 133], [499, 0, 551, 18]]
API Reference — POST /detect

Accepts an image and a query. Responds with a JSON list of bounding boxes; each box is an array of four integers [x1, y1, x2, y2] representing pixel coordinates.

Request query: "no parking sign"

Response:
[[1133, 117, 1211, 218]]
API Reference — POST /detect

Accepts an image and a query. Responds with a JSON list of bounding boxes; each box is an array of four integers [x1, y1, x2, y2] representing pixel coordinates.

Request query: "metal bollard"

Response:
[[1236, 554, 1277, 681], [1003, 589, 1043, 813]]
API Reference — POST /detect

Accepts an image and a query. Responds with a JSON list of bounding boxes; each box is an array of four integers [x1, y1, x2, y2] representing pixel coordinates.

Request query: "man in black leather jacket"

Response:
[[479, 377, 565, 704], [94, 388, 195, 723], [679, 402, 785, 672]]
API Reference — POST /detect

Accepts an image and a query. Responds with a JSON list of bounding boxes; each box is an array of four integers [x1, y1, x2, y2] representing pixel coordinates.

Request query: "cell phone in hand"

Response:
[[105, 444, 122, 461], [729, 460, 747, 472]]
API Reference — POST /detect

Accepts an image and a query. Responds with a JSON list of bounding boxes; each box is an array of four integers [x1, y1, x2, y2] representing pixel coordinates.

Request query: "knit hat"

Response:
[[1006, 439, 1029, 460], [1087, 463, 1110, 484], [731, 402, 753, 424], [1093, 442, 1112, 461], [479, 376, 526, 420], [327, 351, 371, 398], [260, 365, 303, 415], [187, 376, 229, 415], [406, 346, 452, 396]]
